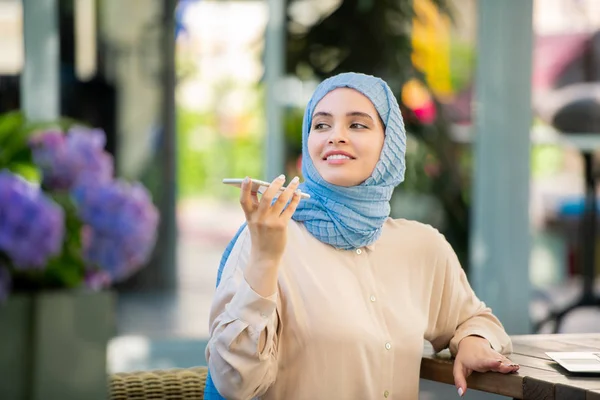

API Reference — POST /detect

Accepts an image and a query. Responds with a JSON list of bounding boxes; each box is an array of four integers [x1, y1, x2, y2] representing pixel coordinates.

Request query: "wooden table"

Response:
[[420, 334, 600, 399]]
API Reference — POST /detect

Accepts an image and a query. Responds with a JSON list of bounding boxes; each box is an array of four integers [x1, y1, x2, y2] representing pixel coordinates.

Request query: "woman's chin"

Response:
[[319, 173, 362, 187]]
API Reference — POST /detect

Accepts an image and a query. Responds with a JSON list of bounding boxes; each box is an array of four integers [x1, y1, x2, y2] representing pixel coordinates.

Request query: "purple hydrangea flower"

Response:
[[0, 264, 10, 302], [30, 126, 113, 191], [0, 170, 65, 269], [72, 180, 159, 281]]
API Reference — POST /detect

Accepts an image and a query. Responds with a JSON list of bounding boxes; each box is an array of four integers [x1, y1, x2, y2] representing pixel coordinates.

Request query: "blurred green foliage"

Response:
[[449, 41, 475, 93], [176, 104, 264, 200], [531, 145, 564, 179]]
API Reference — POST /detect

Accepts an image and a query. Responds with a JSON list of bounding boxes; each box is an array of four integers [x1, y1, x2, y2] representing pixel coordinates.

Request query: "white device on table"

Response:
[[222, 178, 311, 199], [546, 351, 600, 373]]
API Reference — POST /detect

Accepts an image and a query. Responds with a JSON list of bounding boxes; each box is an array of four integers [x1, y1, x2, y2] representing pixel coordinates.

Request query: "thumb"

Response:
[[453, 361, 468, 397]]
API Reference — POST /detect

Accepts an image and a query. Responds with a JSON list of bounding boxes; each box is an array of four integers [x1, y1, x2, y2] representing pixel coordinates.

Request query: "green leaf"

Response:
[[44, 256, 85, 288], [6, 146, 33, 165], [0, 111, 25, 149], [0, 126, 37, 166], [42, 194, 86, 288], [7, 162, 41, 183]]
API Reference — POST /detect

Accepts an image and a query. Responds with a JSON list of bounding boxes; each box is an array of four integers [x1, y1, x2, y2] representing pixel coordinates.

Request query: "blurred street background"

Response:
[[3, 0, 600, 398]]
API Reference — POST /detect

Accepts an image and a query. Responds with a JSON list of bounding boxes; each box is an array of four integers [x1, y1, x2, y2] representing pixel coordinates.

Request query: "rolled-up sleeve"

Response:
[[205, 228, 281, 400], [424, 232, 512, 356]]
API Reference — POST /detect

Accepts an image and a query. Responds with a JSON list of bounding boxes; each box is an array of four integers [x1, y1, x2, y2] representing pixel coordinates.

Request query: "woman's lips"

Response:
[[324, 154, 352, 165]]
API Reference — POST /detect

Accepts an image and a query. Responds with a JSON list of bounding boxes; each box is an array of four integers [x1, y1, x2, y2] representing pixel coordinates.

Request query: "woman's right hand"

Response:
[[240, 174, 301, 268]]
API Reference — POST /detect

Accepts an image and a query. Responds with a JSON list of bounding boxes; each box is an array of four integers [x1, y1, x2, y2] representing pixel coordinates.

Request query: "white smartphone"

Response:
[[222, 178, 310, 199]]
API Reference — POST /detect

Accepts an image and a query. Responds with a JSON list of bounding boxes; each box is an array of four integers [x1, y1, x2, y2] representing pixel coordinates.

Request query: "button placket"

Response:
[[355, 248, 378, 305], [352, 245, 393, 397]]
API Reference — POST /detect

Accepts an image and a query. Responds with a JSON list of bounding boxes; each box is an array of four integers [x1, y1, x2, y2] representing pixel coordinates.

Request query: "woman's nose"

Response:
[[327, 127, 347, 144]]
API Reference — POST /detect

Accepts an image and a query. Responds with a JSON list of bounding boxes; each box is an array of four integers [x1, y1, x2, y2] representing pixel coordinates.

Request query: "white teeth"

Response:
[[326, 154, 351, 160]]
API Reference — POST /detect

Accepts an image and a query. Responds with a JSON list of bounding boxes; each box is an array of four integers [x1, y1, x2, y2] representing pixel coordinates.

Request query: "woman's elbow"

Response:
[[209, 362, 265, 400]]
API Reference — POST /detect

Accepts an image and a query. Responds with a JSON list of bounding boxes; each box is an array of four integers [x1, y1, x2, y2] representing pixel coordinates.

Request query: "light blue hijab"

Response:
[[204, 72, 407, 398], [294, 72, 407, 249]]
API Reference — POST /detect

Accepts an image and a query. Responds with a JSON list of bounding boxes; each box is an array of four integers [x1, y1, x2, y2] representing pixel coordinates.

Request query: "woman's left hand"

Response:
[[453, 336, 519, 397]]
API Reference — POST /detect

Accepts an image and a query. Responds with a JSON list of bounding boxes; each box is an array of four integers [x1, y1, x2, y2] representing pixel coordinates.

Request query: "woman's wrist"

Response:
[[458, 335, 491, 351], [244, 253, 281, 297], [249, 247, 283, 267]]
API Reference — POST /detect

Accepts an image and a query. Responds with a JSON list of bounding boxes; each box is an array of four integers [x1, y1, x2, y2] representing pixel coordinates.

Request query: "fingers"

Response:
[[239, 177, 256, 218], [453, 354, 519, 399], [258, 174, 286, 213], [271, 176, 301, 215], [488, 358, 520, 374], [280, 189, 302, 220], [245, 174, 303, 222], [453, 361, 469, 397], [477, 354, 519, 374]]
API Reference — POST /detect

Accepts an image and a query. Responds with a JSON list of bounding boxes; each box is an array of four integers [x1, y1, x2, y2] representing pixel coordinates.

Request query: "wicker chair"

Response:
[[109, 367, 208, 400]]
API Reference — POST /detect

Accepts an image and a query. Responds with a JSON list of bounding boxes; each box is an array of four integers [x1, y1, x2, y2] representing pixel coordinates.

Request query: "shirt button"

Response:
[[384, 390, 390, 398], [356, 248, 362, 255], [370, 295, 376, 302], [385, 342, 392, 350]]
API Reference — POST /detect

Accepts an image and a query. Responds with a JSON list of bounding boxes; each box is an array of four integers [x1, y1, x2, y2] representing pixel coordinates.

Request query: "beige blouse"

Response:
[[206, 218, 512, 400]]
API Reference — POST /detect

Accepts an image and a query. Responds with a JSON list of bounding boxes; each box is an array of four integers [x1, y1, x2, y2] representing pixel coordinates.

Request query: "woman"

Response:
[[204, 73, 518, 400]]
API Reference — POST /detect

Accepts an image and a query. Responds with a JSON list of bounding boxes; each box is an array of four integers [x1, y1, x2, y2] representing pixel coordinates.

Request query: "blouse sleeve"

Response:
[[424, 232, 513, 356], [205, 227, 281, 400]]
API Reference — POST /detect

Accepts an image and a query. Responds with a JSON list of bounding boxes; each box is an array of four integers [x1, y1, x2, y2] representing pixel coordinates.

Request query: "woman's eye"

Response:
[[350, 123, 368, 129], [314, 123, 329, 130]]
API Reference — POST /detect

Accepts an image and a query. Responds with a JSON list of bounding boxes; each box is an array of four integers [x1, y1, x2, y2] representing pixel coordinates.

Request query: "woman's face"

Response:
[[307, 88, 385, 187]]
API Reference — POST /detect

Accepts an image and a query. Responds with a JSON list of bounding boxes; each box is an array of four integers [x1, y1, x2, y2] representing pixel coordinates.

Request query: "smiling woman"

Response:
[[308, 88, 385, 187], [203, 72, 516, 400]]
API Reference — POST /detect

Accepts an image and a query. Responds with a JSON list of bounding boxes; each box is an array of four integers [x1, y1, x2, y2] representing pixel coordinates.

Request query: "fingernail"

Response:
[[277, 174, 285, 180], [458, 387, 464, 397], [291, 176, 299, 184], [243, 177, 250, 184]]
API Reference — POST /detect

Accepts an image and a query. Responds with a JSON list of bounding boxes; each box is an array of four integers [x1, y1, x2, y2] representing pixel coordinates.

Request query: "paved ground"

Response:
[[110, 197, 600, 399]]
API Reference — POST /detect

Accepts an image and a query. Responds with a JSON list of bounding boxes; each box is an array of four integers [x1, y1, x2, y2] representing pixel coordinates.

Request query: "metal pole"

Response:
[[264, 0, 285, 180], [157, 0, 178, 290], [470, 0, 533, 334], [582, 152, 596, 303], [21, 0, 60, 122]]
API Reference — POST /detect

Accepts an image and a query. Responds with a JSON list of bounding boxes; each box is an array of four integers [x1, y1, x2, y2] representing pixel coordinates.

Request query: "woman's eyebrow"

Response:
[[312, 111, 332, 119], [312, 111, 374, 121], [346, 111, 374, 121]]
